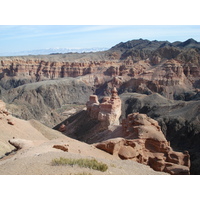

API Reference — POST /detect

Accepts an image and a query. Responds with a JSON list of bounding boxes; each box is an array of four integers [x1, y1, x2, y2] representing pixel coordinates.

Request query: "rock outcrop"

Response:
[[57, 91, 191, 174], [53, 144, 68, 152], [120, 92, 200, 174], [86, 87, 121, 127], [96, 113, 190, 175], [0, 59, 121, 84]]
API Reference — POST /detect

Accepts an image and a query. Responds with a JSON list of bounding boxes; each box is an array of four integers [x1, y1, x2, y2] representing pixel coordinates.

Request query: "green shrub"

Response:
[[51, 157, 108, 172]]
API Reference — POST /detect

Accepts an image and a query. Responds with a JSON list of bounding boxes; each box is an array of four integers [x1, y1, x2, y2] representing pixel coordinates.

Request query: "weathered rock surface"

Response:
[[0, 100, 64, 158], [95, 113, 190, 175], [0, 59, 114, 83], [54, 87, 122, 141], [87, 87, 121, 127], [120, 92, 200, 174], [53, 144, 69, 152], [0, 100, 15, 126]]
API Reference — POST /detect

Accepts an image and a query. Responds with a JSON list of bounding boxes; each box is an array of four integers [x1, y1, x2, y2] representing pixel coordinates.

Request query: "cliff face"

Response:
[[86, 87, 121, 127], [0, 59, 111, 81], [118, 59, 198, 99], [1, 43, 199, 100]]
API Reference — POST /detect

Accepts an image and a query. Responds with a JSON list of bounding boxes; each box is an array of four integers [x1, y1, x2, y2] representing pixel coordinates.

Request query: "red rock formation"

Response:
[[95, 112, 190, 175], [1, 55, 198, 101], [0, 59, 125, 80], [53, 144, 68, 152], [86, 95, 100, 119], [86, 87, 121, 126]]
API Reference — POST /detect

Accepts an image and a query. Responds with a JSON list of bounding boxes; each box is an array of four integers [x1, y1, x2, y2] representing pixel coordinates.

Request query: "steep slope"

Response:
[[0, 100, 166, 175], [1, 77, 94, 127], [0, 100, 67, 157]]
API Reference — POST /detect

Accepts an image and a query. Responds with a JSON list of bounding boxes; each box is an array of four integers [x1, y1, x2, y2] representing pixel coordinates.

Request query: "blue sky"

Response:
[[0, 25, 200, 55]]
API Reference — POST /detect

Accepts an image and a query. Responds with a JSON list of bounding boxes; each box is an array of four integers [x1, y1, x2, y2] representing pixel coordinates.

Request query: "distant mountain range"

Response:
[[0, 47, 108, 57], [111, 38, 200, 51], [1, 38, 200, 57]]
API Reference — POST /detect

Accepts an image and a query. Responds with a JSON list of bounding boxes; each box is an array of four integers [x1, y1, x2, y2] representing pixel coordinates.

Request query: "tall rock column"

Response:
[[98, 87, 121, 126], [86, 87, 122, 127]]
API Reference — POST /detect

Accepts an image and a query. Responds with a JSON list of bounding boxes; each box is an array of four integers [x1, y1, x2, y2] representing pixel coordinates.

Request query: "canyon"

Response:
[[55, 90, 190, 174], [0, 38, 200, 174]]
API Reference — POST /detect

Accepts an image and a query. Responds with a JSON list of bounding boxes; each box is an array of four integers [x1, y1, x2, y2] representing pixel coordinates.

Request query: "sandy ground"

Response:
[[0, 113, 167, 175], [0, 137, 167, 175]]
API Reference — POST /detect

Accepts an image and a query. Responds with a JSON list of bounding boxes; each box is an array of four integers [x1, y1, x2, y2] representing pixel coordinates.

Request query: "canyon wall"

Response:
[[1, 54, 199, 100]]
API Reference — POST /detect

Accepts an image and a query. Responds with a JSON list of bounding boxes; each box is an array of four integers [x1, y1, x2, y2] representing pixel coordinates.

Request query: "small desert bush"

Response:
[[51, 157, 108, 172]]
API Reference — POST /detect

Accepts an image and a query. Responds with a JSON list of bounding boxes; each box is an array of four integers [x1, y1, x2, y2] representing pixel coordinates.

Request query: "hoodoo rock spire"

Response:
[[86, 87, 121, 127]]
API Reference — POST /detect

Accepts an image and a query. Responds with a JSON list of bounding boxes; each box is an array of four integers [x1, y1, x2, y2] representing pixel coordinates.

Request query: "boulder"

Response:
[[95, 112, 190, 175], [53, 144, 68, 152]]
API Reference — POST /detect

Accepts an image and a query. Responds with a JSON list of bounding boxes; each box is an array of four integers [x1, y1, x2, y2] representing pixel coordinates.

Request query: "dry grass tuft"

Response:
[[51, 157, 108, 172]]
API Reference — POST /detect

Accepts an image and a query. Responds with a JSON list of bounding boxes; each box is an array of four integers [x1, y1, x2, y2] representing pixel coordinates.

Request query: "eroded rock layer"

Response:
[[95, 112, 190, 175], [86, 87, 121, 127]]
